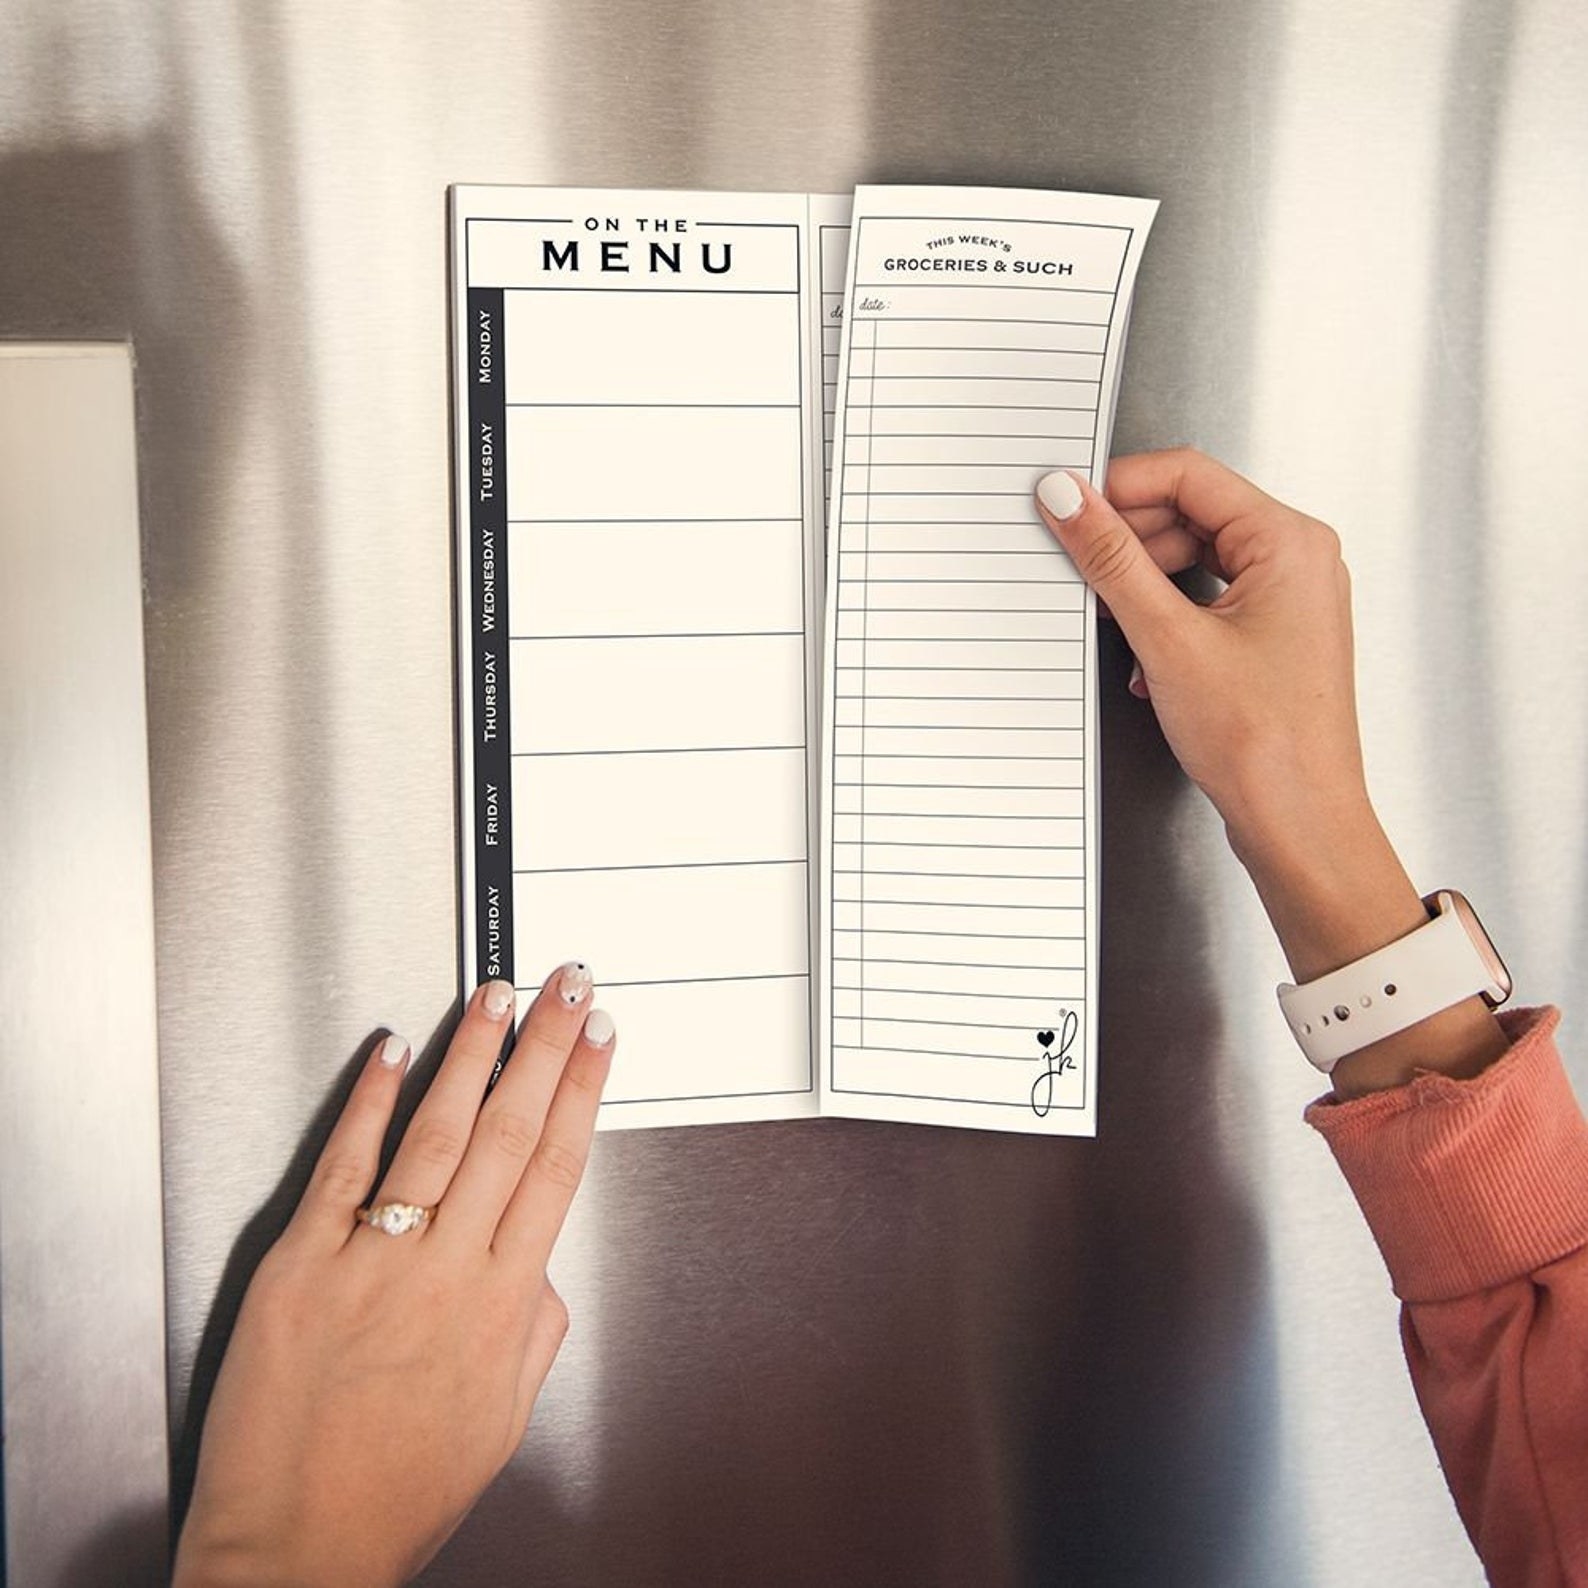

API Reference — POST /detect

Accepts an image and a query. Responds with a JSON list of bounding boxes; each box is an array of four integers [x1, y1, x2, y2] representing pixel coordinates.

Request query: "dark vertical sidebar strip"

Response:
[[468, 286, 513, 988]]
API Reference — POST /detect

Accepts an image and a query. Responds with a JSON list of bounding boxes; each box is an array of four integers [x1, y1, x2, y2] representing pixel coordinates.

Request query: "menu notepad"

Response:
[[451, 184, 1155, 1135]]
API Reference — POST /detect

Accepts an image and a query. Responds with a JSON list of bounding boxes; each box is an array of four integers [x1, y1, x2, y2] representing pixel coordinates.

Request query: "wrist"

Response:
[[1327, 996, 1509, 1099], [1228, 794, 1424, 984], [1230, 799, 1512, 1096]]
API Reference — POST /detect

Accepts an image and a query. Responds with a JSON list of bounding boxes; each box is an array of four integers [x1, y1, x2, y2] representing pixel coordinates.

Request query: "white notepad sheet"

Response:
[[819, 185, 1156, 1136], [451, 183, 1153, 1134]]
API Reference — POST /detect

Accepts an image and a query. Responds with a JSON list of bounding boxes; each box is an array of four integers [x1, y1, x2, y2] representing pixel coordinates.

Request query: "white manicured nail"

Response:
[[378, 1033, 411, 1071], [557, 961, 594, 1007], [1037, 469, 1084, 521], [1128, 659, 1148, 698], [583, 1009, 616, 1048], [481, 979, 516, 1019]]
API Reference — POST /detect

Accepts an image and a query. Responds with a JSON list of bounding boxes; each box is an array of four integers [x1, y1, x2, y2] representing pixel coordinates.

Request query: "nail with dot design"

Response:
[[558, 961, 594, 1008], [481, 979, 516, 1020]]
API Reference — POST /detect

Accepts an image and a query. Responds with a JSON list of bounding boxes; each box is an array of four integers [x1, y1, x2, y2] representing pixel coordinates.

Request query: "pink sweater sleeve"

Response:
[[1306, 1007, 1588, 1586]]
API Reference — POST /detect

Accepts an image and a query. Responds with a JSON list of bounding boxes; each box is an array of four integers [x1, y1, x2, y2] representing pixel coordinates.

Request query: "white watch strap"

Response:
[[1277, 894, 1506, 1073]]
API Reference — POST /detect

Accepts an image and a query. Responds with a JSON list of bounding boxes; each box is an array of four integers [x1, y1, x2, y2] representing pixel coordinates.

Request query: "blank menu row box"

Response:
[[511, 634, 804, 752], [504, 291, 802, 406], [516, 860, 809, 987], [513, 746, 806, 871], [595, 974, 812, 1106], [509, 520, 804, 636], [506, 407, 802, 522]]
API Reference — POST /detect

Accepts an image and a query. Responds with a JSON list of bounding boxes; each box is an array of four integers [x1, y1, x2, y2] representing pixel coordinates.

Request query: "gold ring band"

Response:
[[356, 1201, 436, 1236]]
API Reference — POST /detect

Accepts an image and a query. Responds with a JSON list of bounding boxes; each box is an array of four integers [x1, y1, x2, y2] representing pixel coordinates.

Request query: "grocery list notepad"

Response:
[[451, 183, 1154, 1135], [820, 185, 1154, 1134]]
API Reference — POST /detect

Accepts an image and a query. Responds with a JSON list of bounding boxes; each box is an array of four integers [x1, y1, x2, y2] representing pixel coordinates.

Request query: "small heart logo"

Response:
[[1036, 1030, 1055, 1048]]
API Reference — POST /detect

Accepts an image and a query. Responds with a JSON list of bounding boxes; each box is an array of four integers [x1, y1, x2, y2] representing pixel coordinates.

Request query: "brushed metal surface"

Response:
[[0, 346, 169, 1586], [3, 1, 1585, 1583]]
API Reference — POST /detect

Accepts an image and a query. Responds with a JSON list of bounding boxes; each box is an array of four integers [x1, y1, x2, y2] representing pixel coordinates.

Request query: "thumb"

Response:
[[1034, 470, 1186, 659]]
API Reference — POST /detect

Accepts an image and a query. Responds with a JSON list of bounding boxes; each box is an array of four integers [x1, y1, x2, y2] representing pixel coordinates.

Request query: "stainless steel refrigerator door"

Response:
[[3, 2, 1585, 1583], [0, 345, 169, 1588]]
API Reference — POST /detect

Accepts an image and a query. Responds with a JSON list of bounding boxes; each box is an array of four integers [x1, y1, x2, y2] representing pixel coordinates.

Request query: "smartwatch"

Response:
[[1277, 890, 1512, 1073]]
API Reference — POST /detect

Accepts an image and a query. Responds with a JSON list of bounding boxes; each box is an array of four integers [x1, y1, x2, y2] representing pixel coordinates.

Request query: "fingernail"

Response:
[[557, 961, 594, 1007], [1036, 469, 1084, 521], [583, 1009, 616, 1048], [378, 1033, 412, 1071], [1128, 659, 1149, 698], [481, 979, 516, 1020]]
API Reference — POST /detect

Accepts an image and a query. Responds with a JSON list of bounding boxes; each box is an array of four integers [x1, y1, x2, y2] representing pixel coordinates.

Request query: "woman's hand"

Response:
[[173, 966, 614, 1588], [1035, 451, 1506, 1093], [1037, 449, 1368, 873]]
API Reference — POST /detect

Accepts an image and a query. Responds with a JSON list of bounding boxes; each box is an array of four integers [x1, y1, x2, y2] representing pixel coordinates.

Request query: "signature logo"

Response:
[[1030, 1009, 1079, 1118]]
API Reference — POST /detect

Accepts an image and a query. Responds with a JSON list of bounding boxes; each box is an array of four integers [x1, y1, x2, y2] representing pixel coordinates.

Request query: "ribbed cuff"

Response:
[[1305, 1007, 1588, 1302]]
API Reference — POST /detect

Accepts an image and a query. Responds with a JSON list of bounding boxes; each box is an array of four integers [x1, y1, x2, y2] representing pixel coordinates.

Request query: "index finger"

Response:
[[1104, 448, 1279, 534]]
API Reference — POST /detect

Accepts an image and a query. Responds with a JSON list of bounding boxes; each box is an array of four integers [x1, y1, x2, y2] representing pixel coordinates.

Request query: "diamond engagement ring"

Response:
[[356, 1201, 436, 1236]]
